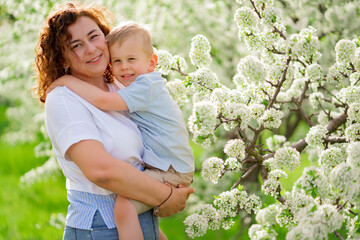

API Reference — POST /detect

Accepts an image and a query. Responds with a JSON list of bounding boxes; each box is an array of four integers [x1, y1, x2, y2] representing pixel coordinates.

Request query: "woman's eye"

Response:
[[71, 44, 81, 50], [90, 34, 98, 40]]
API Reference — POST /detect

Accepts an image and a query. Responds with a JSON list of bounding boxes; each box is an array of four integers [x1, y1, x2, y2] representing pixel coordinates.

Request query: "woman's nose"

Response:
[[86, 42, 97, 53]]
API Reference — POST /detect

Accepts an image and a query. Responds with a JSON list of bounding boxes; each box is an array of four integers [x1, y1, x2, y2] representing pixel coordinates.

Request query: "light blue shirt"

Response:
[[118, 72, 194, 173], [66, 190, 117, 229]]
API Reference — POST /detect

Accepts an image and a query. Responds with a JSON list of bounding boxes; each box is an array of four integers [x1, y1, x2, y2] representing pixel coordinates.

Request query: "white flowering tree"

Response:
[[2, 0, 360, 239], [155, 1, 360, 239]]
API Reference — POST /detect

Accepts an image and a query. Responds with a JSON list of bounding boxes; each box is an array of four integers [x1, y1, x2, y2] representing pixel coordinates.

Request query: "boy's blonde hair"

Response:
[[106, 21, 153, 56]]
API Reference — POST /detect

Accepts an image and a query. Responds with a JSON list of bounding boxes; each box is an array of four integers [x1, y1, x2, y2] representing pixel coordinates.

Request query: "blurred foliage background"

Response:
[[1, 0, 360, 239]]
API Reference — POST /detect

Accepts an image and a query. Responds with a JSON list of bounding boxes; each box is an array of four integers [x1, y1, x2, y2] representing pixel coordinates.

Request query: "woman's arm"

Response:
[[53, 75, 128, 111], [66, 139, 194, 217]]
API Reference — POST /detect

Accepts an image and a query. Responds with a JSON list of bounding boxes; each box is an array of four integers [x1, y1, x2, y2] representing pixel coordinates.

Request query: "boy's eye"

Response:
[[129, 58, 135, 61], [113, 59, 121, 63]]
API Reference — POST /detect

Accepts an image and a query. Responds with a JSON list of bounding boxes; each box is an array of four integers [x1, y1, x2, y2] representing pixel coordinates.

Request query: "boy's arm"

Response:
[[53, 75, 128, 111]]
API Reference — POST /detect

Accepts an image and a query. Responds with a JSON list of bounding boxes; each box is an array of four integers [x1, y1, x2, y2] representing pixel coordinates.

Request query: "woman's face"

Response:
[[63, 16, 109, 81]]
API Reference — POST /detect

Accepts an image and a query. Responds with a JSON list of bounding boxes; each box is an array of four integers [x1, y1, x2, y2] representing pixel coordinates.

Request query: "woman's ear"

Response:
[[148, 54, 158, 72]]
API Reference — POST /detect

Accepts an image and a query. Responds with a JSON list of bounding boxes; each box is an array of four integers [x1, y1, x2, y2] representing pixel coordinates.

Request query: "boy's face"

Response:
[[110, 35, 157, 86]]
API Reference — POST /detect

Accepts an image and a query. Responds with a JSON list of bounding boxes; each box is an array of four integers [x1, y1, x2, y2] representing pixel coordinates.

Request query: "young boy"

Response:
[[53, 22, 194, 240]]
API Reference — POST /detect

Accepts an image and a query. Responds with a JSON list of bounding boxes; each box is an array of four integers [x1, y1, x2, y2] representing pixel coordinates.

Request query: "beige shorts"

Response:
[[131, 164, 194, 214]]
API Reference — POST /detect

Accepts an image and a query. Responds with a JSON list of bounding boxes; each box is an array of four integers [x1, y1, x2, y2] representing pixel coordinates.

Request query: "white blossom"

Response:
[[294, 166, 329, 198], [272, 147, 300, 171], [156, 49, 175, 75], [349, 72, 360, 86], [286, 204, 343, 240], [261, 5, 281, 27], [259, 108, 284, 129], [196, 204, 221, 230], [305, 63, 323, 81], [267, 59, 294, 90], [262, 169, 287, 197], [345, 123, 360, 142], [201, 157, 224, 184], [224, 138, 246, 159], [327, 62, 348, 84], [188, 101, 217, 147], [189, 34, 212, 68], [249, 103, 266, 120], [329, 162, 355, 194], [234, 7, 259, 33], [347, 142, 360, 167], [319, 146, 345, 171], [184, 213, 208, 238], [255, 204, 281, 226], [172, 55, 187, 72], [237, 56, 267, 85], [248, 224, 277, 240], [353, 47, 360, 71], [188, 68, 219, 94], [284, 190, 315, 217], [165, 78, 188, 106], [210, 87, 231, 112], [291, 27, 320, 62], [348, 102, 360, 123], [285, 77, 306, 99], [222, 102, 251, 130], [305, 125, 328, 148], [49, 213, 66, 229], [232, 73, 243, 86], [225, 157, 242, 172], [309, 92, 325, 109], [266, 135, 286, 151], [20, 157, 60, 186], [344, 86, 360, 104], [346, 216, 360, 240], [335, 39, 356, 65]]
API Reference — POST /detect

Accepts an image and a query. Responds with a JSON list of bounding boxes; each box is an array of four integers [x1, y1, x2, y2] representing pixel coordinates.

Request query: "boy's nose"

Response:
[[121, 62, 129, 70]]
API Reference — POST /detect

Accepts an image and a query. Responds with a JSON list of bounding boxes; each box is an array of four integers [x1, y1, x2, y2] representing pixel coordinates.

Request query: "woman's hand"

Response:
[[155, 184, 194, 218]]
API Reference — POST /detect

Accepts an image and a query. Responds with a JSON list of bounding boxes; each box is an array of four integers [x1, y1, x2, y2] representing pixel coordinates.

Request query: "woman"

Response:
[[33, 2, 194, 239]]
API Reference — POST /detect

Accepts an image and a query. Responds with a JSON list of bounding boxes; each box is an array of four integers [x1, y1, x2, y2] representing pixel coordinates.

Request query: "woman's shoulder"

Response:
[[45, 86, 86, 112]]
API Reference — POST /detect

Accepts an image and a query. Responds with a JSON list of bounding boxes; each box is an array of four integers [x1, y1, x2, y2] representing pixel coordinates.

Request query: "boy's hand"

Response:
[[45, 75, 75, 95]]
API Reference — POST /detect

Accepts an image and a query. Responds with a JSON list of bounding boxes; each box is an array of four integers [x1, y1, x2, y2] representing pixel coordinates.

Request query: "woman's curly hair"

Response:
[[33, 2, 113, 102]]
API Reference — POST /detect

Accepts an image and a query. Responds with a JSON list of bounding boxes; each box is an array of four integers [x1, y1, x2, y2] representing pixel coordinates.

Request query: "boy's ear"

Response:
[[148, 54, 158, 72]]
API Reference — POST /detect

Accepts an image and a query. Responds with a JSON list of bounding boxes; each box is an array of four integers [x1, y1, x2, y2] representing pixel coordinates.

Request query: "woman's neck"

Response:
[[74, 74, 109, 92]]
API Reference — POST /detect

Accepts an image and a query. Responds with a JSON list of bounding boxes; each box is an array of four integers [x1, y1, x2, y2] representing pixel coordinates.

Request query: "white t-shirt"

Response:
[[45, 83, 144, 195]]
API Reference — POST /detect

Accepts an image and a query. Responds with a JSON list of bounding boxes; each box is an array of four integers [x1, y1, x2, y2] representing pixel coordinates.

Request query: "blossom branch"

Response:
[[249, 0, 262, 19], [268, 56, 292, 109], [171, 67, 188, 76], [324, 136, 347, 144], [334, 231, 345, 240], [230, 163, 259, 190], [292, 98, 315, 127], [273, 26, 287, 40]]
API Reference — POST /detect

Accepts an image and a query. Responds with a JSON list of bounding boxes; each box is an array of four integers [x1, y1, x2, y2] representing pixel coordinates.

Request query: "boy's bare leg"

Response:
[[159, 229, 168, 240], [114, 195, 144, 240]]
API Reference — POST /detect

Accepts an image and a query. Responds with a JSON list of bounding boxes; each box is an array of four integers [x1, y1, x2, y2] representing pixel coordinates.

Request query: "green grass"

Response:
[[0, 141, 67, 240]]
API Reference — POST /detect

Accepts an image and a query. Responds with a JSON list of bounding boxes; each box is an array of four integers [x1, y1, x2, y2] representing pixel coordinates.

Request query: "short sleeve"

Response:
[[45, 87, 103, 158], [117, 75, 152, 113]]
